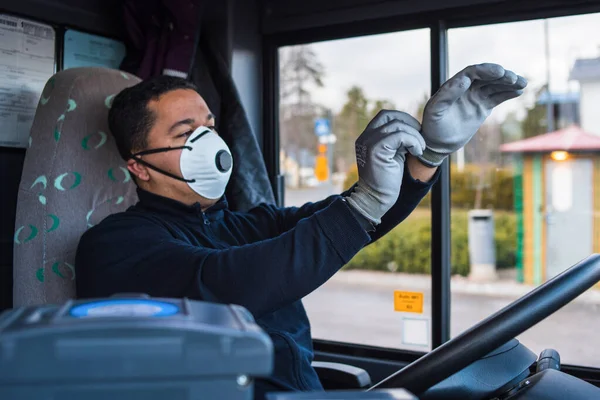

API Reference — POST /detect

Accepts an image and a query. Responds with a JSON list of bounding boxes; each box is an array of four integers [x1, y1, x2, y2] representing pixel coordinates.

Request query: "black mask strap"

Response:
[[131, 145, 190, 157], [129, 146, 195, 183]]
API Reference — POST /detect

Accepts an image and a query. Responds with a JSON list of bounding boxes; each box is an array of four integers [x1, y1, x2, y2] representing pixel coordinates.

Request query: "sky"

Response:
[[280, 12, 600, 123]]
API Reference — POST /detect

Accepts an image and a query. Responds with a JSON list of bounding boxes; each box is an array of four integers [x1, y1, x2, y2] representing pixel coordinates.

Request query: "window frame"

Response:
[[262, 0, 600, 362]]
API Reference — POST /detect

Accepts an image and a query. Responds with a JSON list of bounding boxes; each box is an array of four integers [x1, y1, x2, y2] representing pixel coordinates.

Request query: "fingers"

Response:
[[491, 69, 518, 85], [367, 110, 422, 131], [399, 126, 426, 156], [426, 64, 510, 114], [391, 123, 426, 157], [480, 83, 518, 98], [462, 63, 506, 82], [376, 118, 423, 144], [376, 120, 426, 156], [479, 73, 528, 97], [515, 75, 528, 89], [484, 89, 524, 108], [395, 131, 426, 160]]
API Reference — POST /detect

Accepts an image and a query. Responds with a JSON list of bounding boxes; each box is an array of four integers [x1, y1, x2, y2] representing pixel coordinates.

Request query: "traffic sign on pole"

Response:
[[314, 118, 331, 137]]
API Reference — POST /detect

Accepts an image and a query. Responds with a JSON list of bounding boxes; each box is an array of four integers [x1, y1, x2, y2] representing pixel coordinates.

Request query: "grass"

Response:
[[345, 207, 517, 276]]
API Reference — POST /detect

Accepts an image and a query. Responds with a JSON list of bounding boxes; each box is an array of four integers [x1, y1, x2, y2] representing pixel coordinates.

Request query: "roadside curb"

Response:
[[332, 270, 600, 306]]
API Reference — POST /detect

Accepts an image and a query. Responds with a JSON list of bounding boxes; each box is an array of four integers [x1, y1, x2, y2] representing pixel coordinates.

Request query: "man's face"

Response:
[[127, 88, 217, 206]]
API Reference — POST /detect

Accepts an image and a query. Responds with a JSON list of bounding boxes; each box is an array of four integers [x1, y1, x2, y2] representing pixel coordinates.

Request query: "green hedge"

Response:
[[344, 163, 516, 211], [344, 209, 517, 276]]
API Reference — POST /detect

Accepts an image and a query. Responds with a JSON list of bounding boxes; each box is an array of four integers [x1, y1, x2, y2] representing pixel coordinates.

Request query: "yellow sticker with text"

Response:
[[394, 291, 424, 314]]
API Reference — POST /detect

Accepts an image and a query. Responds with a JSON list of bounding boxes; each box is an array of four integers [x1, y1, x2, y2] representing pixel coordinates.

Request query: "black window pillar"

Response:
[[430, 20, 451, 349]]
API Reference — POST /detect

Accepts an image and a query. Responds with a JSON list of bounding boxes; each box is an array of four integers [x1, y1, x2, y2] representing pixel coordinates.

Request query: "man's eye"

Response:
[[178, 130, 193, 138]]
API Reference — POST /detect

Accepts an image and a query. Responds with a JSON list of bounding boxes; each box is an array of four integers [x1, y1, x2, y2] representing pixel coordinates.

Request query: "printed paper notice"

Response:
[[64, 29, 125, 70], [394, 290, 424, 314], [0, 15, 55, 148], [401, 317, 430, 347]]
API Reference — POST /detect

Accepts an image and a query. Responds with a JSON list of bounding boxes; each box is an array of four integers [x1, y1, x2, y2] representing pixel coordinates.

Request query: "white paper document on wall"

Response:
[[0, 14, 55, 148]]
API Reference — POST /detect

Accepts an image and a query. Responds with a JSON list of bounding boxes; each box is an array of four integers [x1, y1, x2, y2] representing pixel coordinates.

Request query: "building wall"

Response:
[[522, 155, 545, 286], [522, 156, 535, 285], [580, 81, 600, 135]]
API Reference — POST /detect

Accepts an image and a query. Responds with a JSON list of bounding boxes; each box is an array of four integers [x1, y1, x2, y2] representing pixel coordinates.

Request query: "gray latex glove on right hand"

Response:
[[419, 63, 527, 167], [346, 110, 425, 225]]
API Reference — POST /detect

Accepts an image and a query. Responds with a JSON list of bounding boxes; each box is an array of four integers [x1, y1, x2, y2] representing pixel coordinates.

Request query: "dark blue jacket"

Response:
[[75, 165, 438, 398]]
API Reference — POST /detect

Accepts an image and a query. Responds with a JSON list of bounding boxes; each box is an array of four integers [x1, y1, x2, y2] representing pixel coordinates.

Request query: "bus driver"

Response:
[[75, 63, 526, 398]]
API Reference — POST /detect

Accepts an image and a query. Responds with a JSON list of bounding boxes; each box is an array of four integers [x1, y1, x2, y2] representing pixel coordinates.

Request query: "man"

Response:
[[75, 63, 526, 398]]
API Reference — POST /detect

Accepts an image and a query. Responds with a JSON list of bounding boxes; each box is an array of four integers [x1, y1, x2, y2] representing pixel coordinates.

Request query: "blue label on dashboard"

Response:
[[70, 299, 180, 318]]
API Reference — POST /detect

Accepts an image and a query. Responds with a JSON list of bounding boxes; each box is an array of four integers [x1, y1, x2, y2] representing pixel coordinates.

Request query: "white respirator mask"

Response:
[[130, 126, 233, 200]]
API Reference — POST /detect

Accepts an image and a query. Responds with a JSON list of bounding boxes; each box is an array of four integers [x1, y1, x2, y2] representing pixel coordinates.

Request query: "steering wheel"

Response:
[[368, 253, 600, 396]]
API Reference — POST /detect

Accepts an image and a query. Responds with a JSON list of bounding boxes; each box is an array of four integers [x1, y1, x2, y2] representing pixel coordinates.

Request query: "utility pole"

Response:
[[544, 19, 554, 133], [456, 147, 465, 172]]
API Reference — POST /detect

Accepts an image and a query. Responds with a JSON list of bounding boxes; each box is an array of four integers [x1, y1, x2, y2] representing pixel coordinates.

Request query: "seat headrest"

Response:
[[14, 67, 142, 306]]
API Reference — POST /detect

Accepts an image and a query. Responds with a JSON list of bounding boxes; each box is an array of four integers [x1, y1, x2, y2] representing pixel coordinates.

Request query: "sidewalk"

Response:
[[330, 269, 600, 305]]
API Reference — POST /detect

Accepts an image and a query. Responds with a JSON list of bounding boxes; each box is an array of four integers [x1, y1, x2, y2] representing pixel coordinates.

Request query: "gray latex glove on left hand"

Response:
[[346, 110, 425, 225], [419, 63, 528, 167]]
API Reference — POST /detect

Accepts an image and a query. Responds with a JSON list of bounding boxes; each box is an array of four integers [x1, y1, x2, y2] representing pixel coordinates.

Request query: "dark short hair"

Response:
[[108, 75, 199, 160]]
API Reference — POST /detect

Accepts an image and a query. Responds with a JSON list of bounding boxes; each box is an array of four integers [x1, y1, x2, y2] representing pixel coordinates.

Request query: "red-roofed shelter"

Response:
[[499, 125, 600, 286], [500, 125, 600, 153]]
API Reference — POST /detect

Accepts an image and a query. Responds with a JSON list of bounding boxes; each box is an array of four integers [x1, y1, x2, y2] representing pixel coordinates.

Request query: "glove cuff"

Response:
[[345, 186, 384, 225], [418, 147, 448, 167]]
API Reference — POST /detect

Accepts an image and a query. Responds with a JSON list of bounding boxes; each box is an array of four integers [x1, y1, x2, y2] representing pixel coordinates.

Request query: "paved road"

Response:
[[284, 183, 342, 206], [303, 277, 600, 368]]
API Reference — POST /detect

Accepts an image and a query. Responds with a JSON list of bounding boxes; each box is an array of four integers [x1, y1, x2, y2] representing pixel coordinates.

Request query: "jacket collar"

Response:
[[135, 187, 228, 220]]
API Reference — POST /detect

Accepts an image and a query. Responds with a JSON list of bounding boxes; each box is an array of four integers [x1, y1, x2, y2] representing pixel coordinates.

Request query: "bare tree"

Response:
[[279, 45, 326, 161], [280, 45, 324, 112], [369, 99, 396, 119], [334, 86, 371, 172]]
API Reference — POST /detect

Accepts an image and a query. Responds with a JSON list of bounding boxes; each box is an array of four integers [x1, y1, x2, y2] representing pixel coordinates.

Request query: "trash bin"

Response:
[[468, 209, 497, 281]]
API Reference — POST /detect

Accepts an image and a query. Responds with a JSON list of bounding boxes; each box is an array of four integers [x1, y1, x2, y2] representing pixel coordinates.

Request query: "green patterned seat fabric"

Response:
[[13, 67, 141, 306]]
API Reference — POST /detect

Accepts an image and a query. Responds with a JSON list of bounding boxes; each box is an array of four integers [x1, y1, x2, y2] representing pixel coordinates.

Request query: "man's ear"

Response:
[[127, 158, 150, 182]]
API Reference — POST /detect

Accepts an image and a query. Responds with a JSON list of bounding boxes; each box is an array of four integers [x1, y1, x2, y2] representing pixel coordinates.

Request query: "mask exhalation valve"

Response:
[[216, 150, 232, 173]]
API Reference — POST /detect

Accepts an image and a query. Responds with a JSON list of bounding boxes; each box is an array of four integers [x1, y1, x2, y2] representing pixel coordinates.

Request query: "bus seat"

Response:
[[13, 67, 141, 307]]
